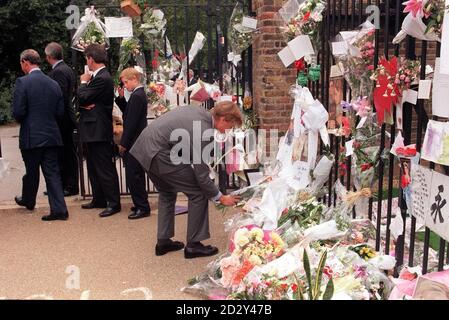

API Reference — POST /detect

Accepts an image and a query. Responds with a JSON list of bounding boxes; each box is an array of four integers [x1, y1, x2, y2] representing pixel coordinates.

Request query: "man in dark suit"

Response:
[[12, 49, 69, 221], [130, 101, 242, 259], [188, 69, 197, 86], [45, 42, 79, 196], [115, 68, 150, 220], [78, 44, 121, 218]]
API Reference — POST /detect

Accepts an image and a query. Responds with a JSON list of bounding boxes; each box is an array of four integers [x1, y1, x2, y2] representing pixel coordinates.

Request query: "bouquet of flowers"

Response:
[[371, 57, 420, 124], [395, 58, 421, 93], [393, 0, 449, 43], [282, 0, 326, 50], [219, 225, 285, 289], [116, 38, 146, 84], [71, 7, 109, 52], [147, 82, 169, 117], [137, 7, 167, 51], [334, 21, 376, 98], [228, 2, 257, 61], [278, 196, 325, 229], [242, 86, 258, 130]]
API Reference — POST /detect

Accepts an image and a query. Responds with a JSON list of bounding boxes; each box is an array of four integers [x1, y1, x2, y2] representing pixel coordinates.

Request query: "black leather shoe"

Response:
[[14, 196, 35, 211], [99, 206, 121, 218], [155, 240, 185, 256], [184, 243, 219, 259], [128, 209, 150, 220], [81, 202, 107, 209], [42, 212, 69, 221]]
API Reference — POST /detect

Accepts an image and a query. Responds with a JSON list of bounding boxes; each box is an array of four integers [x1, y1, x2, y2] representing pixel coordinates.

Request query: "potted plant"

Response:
[[120, 0, 141, 18]]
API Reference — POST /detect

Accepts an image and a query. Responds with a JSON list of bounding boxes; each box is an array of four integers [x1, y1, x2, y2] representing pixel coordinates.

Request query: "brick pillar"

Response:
[[252, 0, 296, 159]]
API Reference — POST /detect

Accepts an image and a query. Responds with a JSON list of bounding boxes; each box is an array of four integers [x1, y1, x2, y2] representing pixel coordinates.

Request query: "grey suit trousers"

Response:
[[148, 156, 210, 243]]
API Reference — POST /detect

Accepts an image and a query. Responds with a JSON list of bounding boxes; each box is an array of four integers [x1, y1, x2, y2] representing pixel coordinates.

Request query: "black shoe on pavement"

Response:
[[81, 202, 107, 210], [128, 209, 150, 220], [42, 212, 69, 221], [99, 206, 121, 218], [14, 196, 35, 211], [155, 240, 185, 256], [184, 242, 219, 259]]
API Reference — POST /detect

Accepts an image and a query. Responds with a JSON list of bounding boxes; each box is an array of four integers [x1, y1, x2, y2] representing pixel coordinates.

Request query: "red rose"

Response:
[[361, 163, 372, 172], [303, 11, 311, 22], [291, 283, 298, 292], [295, 58, 306, 72]]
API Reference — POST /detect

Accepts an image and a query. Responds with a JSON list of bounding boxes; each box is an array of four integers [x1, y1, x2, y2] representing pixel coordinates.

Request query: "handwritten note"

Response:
[[410, 164, 432, 224], [242, 17, 258, 30], [332, 41, 348, 56], [432, 58, 449, 117], [105, 17, 133, 38], [418, 80, 432, 100]]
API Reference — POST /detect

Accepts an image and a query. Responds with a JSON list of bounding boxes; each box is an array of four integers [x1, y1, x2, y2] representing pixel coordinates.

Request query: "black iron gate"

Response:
[[70, 0, 253, 198], [318, 0, 449, 275]]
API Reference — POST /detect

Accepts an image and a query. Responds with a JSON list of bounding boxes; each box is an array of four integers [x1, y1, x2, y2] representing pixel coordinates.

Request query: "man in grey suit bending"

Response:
[[130, 101, 242, 259]]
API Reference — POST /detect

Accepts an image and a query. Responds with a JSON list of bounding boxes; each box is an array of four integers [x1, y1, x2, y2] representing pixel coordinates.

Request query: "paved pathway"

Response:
[[0, 123, 232, 300]]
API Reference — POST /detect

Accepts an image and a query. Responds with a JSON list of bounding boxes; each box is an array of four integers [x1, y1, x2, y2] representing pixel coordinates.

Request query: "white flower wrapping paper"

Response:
[[393, 10, 441, 44], [71, 7, 109, 52]]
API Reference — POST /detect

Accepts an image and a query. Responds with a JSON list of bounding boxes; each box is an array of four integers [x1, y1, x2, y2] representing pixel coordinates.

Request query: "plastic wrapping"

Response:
[[228, 2, 257, 58], [117, 37, 146, 84], [179, 32, 206, 81], [281, 0, 326, 51], [138, 8, 167, 52], [393, 1, 444, 44], [71, 7, 109, 52], [332, 21, 376, 98]]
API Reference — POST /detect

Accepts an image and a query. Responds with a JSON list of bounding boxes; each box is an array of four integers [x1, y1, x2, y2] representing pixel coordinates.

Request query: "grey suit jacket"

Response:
[[130, 106, 219, 199]]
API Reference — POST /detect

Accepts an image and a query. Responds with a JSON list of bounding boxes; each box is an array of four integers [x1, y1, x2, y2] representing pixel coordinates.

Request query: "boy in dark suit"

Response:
[[12, 49, 69, 221], [115, 68, 150, 219], [78, 44, 121, 218]]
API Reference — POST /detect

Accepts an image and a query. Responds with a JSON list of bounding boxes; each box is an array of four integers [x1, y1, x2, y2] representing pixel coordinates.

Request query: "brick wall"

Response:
[[252, 0, 296, 136]]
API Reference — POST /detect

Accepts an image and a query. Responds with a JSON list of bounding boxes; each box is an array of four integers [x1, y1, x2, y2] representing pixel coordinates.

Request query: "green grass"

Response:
[[416, 231, 443, 251]]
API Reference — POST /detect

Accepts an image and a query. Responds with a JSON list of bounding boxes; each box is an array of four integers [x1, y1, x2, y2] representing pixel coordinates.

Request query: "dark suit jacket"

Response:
[[12, 70, 64, 150], [115, 87, 148, 150], [130, 106, 219, 199], [48, 61, 77, 133], [77, 68, 114, 143]]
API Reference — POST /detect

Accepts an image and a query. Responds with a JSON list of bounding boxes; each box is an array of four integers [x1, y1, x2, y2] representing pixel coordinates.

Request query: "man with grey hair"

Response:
[[45, 42, 78, 197], [12, 49, 69, 221]]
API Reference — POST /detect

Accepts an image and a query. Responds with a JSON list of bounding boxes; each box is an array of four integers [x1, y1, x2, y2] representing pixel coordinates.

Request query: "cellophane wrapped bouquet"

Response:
[[228, 2, 257, 62], [71, 7, 109, 52], [282, 0, 326, 51], [333, 21, 376, 98]]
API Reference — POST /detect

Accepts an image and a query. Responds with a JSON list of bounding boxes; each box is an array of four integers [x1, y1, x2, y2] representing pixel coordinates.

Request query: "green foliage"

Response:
[[0, 0, 72, 125], [300, 249, 334, 300], [0, 85, 13, 125]]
